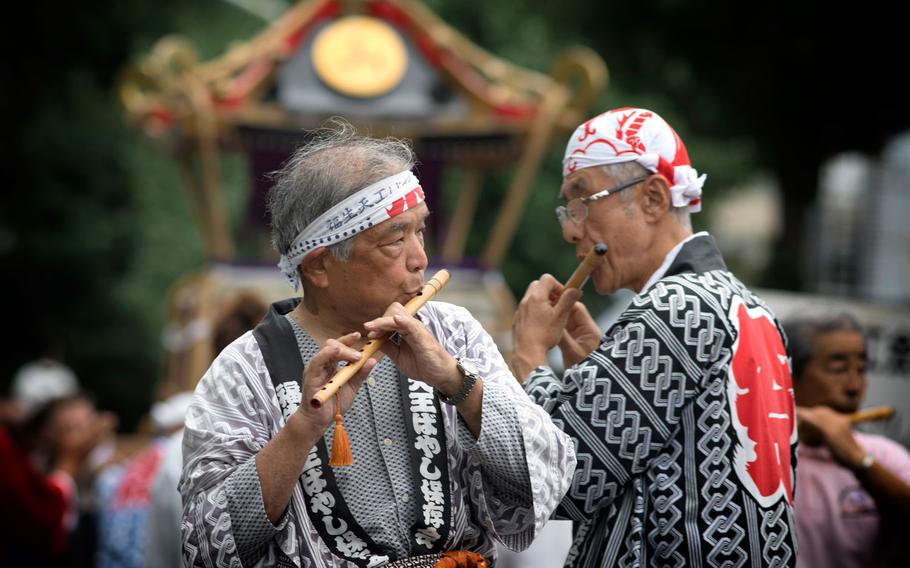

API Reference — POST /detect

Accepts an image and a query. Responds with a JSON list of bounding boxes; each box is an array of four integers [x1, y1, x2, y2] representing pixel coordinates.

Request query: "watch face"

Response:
[[458, 358, 480, 378], [311, 15, 408, 98]]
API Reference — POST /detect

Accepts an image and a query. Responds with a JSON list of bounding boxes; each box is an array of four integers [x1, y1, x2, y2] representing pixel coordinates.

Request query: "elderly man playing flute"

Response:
[[180, 122, 575, 568], [511, 107, 799, 567], [784, 313, 910, 568]]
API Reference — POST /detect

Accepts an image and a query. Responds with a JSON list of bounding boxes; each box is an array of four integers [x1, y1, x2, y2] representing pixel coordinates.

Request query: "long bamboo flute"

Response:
[[310, 269, 451, 408], [847, 405, 894, 424], [564, 243, 607, 290]]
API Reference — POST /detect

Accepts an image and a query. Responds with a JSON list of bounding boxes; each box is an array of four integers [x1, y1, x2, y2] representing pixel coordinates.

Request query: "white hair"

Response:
[[602, 162, 692, 229]]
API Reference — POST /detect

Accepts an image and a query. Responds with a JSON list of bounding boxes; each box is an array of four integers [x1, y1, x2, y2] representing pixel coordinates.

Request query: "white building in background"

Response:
[[862, 132, 910, 303], [708, 174, 782, 283], [814, 152, 872, 296], [814, 132, 910, 303]]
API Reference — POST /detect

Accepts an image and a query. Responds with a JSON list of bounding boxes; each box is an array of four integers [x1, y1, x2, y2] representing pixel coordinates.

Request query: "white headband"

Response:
[[278, 170, 425, 289]]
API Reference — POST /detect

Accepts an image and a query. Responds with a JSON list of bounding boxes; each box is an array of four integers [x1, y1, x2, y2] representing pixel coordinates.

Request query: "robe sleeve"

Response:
[[524, 284, 729, 521]]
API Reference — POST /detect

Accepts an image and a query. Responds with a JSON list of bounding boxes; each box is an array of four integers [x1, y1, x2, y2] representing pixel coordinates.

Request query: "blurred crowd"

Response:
[[0, 358, 190, 568]]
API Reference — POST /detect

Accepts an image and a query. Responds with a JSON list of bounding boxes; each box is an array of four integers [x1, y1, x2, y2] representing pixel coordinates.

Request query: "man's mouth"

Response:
[[402, 286, 424, 300]]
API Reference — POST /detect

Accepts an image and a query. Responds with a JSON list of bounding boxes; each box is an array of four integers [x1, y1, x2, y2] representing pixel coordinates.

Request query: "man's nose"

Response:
[[407, 235, 428, 272], [562, 220, 583, 244], [845, 366, 865, 394]]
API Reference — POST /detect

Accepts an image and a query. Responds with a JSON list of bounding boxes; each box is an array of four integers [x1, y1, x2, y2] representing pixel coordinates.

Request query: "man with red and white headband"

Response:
[[180, 122, 575, 568], [512, 107, 798, 567]]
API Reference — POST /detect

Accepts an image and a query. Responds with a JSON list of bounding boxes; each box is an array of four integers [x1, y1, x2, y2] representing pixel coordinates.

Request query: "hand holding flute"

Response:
[[796, 404, 895, 472], [511, 244, 607, 380], [311, 270, 451, 408]]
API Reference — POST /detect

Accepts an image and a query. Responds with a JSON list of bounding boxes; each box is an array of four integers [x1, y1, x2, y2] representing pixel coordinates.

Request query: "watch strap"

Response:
[[437, 358, 479, 405]]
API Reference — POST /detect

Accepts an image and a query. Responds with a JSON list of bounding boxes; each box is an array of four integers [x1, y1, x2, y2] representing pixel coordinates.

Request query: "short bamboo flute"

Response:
[[564, 243, 607, 290], [847, 405, 895, 424]]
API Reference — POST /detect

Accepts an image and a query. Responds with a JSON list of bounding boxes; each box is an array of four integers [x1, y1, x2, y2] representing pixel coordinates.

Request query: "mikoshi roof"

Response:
[[120, 0, 606, 143], [118, 0, 606, 265]]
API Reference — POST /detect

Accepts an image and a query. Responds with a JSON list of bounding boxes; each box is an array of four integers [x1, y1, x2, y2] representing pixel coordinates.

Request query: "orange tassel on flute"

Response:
[[847, 405, 894, 424]]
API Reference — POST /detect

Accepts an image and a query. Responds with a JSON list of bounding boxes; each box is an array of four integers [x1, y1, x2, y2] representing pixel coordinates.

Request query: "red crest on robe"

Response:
[[727, 298, 796, 506]]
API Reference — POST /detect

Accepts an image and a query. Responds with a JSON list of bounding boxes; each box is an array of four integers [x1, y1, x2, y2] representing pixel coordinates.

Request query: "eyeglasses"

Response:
[[555, 176, 649, 226]]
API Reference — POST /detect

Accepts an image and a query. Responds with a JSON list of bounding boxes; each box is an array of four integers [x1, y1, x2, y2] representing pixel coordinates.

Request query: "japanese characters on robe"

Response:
[[180, 300, 575, 567], [525, 234, 798, 568]]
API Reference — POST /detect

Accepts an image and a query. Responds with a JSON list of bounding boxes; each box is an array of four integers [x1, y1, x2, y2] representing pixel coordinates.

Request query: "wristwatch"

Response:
[[857, 452, 876, 473], [437, 358, 481, 405]]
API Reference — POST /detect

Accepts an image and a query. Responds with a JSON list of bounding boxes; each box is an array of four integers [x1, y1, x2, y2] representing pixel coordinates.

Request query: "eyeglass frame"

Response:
[[555, 175, 650, 226]]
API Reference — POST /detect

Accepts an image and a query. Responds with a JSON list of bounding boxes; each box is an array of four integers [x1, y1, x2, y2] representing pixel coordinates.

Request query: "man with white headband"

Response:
[[511, 107, 798, 567], [180, 122, 575, 568]]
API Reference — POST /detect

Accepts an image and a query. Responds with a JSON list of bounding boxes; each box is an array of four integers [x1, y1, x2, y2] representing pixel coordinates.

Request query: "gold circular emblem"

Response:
[[311, 16, 408, 98]]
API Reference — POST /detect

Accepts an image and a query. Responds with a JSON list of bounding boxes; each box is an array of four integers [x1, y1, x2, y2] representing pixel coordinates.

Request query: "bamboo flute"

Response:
[[564, 243, 607, 290], [847, 405, 895, 424]]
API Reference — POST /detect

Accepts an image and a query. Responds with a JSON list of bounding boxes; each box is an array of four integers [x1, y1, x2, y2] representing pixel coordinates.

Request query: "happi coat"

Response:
[[525, 234, 798, 568], [181, 299, 575, 567]]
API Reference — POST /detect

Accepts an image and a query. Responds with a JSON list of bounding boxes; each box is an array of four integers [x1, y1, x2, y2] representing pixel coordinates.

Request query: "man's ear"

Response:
[[638, 174, 672, 222], [300, 247, 331, 289]]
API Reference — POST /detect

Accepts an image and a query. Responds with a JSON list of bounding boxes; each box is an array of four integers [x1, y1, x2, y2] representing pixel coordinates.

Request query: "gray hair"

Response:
[[602, 162, 692, 229], [267, 118, 416, 263], [782, 313, 864, 380]]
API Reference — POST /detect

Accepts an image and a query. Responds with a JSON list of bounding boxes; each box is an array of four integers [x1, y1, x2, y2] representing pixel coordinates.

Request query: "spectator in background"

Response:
[[786, 313, 910, 568], [1, 401, 70, 567], [3, 390, 118, 567], [11, 357, 79, 417], [96, 391, 193, 568], [141, 392, 194, 568]]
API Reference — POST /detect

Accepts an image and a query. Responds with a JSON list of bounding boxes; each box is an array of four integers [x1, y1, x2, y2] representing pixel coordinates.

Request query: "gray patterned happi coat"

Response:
[[180, 301, 575, 567], [526, 235, 798, 568]]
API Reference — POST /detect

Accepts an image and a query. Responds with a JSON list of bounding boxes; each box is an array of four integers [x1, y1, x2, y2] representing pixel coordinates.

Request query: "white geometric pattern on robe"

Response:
[[180, 301, 575, 567], [526, 268, 797, 568]]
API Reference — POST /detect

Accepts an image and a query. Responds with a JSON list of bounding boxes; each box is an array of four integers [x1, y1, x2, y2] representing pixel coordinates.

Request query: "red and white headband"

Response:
[[563, 107, 705, 212], [278, 170, 425, 289]]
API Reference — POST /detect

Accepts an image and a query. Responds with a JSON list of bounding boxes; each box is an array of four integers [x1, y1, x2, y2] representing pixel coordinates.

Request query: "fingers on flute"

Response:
[[524, 275, 555, 301], [309, 339, 363, 372], [336, 331, 363, 346], [349, 357, 378, 390], [555, 287, 582, 313], [364, 307, 412, 338]]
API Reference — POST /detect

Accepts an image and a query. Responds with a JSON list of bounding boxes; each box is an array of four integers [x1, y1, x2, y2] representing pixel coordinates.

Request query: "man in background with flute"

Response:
[[511, 107, 798, 567], [180, 122, 575, 568], [784, 313, 910, 568]]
